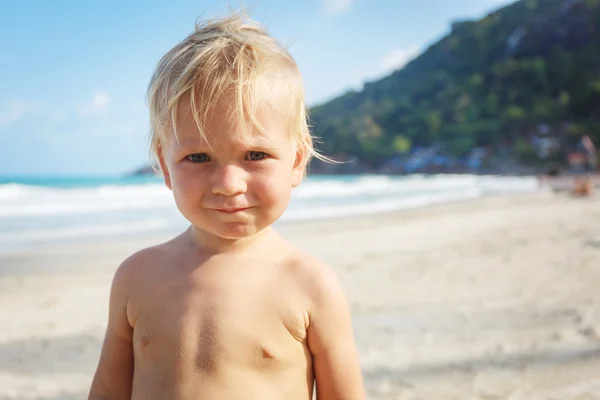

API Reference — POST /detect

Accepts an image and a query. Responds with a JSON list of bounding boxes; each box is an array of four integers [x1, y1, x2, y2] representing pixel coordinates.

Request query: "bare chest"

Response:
[[130, 276, 308, 374]]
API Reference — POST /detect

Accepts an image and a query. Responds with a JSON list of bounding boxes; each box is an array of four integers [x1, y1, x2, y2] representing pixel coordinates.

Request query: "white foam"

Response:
[[477, 175, 539, 193], [0, 183, 47, 200], [292, 174, 480, 199], [282, 187, 483, 221], [0, 183, 174, 217], [0, 175, 539, 250]]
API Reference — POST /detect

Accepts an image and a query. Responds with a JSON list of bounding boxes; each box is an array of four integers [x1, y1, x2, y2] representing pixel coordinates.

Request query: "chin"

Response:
[[187, 210, 278, 240], [214, 223, 263, 240]]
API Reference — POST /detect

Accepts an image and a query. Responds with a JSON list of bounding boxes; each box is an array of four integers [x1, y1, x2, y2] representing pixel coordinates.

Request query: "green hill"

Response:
[[308, 0, 600, 173]]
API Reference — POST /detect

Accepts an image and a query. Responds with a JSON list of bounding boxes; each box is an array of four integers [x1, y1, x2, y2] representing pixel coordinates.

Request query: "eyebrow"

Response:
[[175, 138, 278, 152]]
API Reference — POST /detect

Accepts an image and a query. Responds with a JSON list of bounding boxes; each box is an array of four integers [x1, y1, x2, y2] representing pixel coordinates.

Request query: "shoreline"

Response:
[[0, 185, 540, 261], [0, 191, 541, 273], [0, 174, 541, 257]]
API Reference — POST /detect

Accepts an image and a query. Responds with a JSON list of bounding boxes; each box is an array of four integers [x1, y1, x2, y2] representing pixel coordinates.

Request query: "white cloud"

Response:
[[379, 46, 420, 75], [484, 0, 513, 11], [347, 45, 420, 92], [92, 91, 111, 109], [324, 0, 354, 15], [0, 100, 40, 127], [79, 90, 111, 116]]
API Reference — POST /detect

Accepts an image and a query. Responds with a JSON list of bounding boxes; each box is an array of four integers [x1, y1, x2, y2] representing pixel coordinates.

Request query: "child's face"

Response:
[[159, 99, 306, 241]]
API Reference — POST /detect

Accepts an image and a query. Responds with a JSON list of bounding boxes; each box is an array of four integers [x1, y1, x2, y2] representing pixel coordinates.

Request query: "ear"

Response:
[[291, 144, 308, 188], [157, 146, 172, 190]]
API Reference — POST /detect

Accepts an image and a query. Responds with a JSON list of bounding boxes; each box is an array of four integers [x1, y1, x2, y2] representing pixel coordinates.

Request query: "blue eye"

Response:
[[246, 151, 267, 161], [186, 153, 210, 163]]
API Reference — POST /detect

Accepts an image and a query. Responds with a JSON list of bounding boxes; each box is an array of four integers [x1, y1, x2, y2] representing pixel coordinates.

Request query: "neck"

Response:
[[186, 225, 278, 256]]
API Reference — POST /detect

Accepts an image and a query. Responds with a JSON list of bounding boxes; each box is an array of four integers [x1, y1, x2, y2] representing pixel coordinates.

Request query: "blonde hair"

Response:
[[147, 10, 325, 170]]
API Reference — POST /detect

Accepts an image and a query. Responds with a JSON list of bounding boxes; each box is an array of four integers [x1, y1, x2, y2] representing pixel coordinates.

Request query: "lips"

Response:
[[212, 207, 250, 213]]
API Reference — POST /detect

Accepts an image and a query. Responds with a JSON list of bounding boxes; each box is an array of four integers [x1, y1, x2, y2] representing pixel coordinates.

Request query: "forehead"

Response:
[[171, 97, 291, 149]]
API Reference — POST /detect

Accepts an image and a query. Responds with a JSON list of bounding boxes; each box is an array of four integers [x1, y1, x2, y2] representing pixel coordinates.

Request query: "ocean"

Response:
[[0, 174, 539, 253]]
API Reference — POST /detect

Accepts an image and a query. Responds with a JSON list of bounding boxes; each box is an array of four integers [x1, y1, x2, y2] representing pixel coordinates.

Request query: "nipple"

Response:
[[262, 348, 275, 359], [140, 333, 152, 347]]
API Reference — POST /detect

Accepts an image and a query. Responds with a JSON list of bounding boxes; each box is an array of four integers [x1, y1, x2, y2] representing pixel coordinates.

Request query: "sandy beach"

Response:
[[1, 191, 600, 399]]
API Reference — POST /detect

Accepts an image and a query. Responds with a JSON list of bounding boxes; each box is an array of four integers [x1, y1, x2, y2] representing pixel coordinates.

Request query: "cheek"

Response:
[[251, 167, 292, 204], [170, 167, 206, 203]]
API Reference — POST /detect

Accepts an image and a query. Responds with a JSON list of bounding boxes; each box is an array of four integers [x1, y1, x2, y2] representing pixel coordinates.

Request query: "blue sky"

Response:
[[0, 0, 512, 176]]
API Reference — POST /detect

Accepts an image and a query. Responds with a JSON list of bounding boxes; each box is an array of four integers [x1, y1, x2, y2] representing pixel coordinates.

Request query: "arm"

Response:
[[88, 260, 135, 399], [307, 262, 365, 400]]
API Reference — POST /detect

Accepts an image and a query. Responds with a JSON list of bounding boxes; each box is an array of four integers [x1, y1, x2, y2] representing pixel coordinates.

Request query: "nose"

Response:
[[211, 164, 247, 196]]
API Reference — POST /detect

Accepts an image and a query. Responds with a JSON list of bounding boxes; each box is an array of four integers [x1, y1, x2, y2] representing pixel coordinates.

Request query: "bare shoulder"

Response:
[[111, 235, 185, 295], [110, 235, 187, 327], [114, 242, 165, 283], [282, 248, 347, 314]]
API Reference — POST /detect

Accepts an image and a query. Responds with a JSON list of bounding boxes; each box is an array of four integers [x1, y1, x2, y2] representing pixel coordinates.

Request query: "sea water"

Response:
[[0, 174, 538, 252]]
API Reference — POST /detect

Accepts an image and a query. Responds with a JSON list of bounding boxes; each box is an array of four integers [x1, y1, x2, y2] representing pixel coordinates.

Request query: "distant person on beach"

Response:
[[568, 135, 597, 196], [87, 11, 364, 400]]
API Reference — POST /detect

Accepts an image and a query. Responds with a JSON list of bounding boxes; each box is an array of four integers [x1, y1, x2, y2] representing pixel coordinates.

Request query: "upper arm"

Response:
[[306, 261, 365, 400], [88, 258, 136, 399]]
